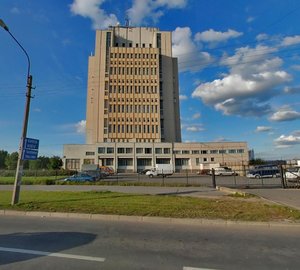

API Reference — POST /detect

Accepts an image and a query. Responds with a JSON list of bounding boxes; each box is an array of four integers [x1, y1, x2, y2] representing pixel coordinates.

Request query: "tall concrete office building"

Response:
[[86, 26, 181, 144]]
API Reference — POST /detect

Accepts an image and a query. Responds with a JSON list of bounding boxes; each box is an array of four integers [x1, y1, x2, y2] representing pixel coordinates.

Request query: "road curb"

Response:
[[1, 209, 300, 228]]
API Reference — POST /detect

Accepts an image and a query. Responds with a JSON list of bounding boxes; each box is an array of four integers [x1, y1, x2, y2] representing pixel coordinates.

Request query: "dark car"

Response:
[[64, 173, 95, 182]]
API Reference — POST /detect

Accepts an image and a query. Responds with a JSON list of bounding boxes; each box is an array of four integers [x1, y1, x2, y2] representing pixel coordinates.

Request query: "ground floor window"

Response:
[[175, 158, 190, 166], [156, 158, 171, 164], [65, 159, 80, 170], [118, 158, 133, 166], [137, 158, 152, 166]]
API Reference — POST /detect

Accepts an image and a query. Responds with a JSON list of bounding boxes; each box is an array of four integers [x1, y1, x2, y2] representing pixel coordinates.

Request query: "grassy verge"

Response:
[[0, 177, 203, 187], [0, 190, 299, 222]]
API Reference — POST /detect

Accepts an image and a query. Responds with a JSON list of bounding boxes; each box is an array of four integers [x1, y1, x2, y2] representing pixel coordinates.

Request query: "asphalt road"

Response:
[[0, 215, 300, 270]]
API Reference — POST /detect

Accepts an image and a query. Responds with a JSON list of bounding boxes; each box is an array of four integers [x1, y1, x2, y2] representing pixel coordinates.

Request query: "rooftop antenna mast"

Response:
[[125, 17, 130, 27]]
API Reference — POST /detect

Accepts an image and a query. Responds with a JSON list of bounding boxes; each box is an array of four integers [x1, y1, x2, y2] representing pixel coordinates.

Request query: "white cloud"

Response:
[[75, 120, 86, 134], [186, 126, 204, 132], [281, 35, 300, 47], [256, 126, 272, 132], [256, 33, 269, 41], [70, 0, 118, 29], [284, 86, 300, 94], [269, 107, 300, 122], [172, 27, 212, 72], [195, 29, 243, 43], [247, 16, 255, 23], [192, 45, 291, 117], [192, 113, 201, 119], [274, 132, 300, 148], [179, 94, 188, 100], [127, 0, 187, 25], [10, 7, 20, 14]]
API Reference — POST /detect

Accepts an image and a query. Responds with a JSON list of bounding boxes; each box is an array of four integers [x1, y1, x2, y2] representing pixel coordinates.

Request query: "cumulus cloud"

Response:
[[75, 120, 86, 133], [172, 27, 212, 72], [256, 33, 269, 41], [281, 35, 300, 47], [192, 113, 201, 119], [274, 131, 300, 148], [70, 0, 118, 29], [269, 107, 300, 122], [179, 94, 188, 100], [192, 45, 291, 116], [127, 0, 187, 25], [256, 126, 273, 132], [195, 29, 243, 43], [186, 125, 205, 132], [284, 86, 300, 94]]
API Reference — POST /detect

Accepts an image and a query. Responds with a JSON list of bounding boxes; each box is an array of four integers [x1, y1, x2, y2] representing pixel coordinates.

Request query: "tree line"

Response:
[[0, 150, 63, 170]]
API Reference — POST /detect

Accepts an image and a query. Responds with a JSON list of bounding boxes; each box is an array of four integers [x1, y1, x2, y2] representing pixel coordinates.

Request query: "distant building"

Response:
[[63, 25, 249, 172]]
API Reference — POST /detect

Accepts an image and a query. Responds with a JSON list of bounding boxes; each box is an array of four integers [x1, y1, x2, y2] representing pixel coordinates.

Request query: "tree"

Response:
[[0, 150, 8, 169], [48, 156, 63, 170], [249, 158, 265, 165], [5, 152, 19, 170]]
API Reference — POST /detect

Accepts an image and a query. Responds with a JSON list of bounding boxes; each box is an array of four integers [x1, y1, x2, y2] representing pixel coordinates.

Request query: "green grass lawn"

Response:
[[1, 190, 300, 222], [0, 176, 65, 185]]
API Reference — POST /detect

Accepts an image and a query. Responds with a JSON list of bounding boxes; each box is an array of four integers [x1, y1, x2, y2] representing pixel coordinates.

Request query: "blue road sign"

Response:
[[22, 149, 38, 160], [23, 138, 39, 150]]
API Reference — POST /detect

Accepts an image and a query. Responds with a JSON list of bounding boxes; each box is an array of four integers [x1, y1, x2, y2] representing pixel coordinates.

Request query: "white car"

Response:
[[211, 167, 237, 176], [285, 167, 300, 180]]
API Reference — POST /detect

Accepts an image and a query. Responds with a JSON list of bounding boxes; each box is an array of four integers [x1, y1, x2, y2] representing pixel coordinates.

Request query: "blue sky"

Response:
[[0, 0, 300, 160]]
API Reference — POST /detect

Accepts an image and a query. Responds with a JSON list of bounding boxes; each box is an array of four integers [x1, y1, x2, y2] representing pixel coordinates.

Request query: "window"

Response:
[[98, 147, 105, 154], [117, 148, 125, 154], [192, 150, 200, 154], [210, 150, 218, 154], [163, 148, 171, 154], [228, 149, 236, 154], [173, 150, 181, 154], [201, 150, 208, 154], [86, 152, 95, 156], [155, 148, 162, 154], [182, 150, 190, 154], [219, 150, 226, 154], [107, 147, 114, 154], [118, 158, 133, 166], [126, 148, 133, 154], [196, 158, 200, 166], [175, 158, 190, 166], [136, 148, 143, 154], [145, 148, 152, 154], [211, 157, 215, 162], [237, 149, 244, 153]]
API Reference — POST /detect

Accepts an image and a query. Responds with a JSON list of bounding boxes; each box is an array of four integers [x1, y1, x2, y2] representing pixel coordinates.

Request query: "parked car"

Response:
[[64, 173, 95, 182], [208, 167, 237, 176], [247, 165, 280, 179], [139, 169, 151, 175], [285, 167, 300, 181]]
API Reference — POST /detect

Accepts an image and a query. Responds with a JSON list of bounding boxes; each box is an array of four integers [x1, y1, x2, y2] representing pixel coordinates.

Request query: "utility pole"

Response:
[[0, 19, 33, 205], [12, 75, 33, 205]]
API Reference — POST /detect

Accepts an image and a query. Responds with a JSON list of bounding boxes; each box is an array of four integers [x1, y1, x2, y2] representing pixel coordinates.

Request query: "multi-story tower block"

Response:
[[86, 26, 181, 144]]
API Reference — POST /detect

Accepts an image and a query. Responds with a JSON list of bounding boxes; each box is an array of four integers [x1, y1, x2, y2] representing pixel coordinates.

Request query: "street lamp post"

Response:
[[0, 19, 33, 205]]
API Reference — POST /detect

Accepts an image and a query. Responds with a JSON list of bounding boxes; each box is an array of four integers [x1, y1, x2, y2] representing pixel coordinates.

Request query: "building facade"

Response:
[[63, 25, 249, 172], [64, 141, 249, 172], [86, 26, 181, 144]]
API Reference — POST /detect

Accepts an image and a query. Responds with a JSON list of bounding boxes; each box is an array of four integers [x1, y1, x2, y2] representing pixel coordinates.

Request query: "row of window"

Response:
[[108, 104, 159, 114], [110, 66, 157, 76], [108, 85, 159, 94], [114, 43, 154, 49], [109, 79, 158, 84], [110, 61, 157, 66], [108, 117, 158, 123], [108, 124, 159, 134], [110, 52, 157, 59], [174, 149, 245, 154], [91, 148, 245, 155], [108, 97, 159, 103]]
